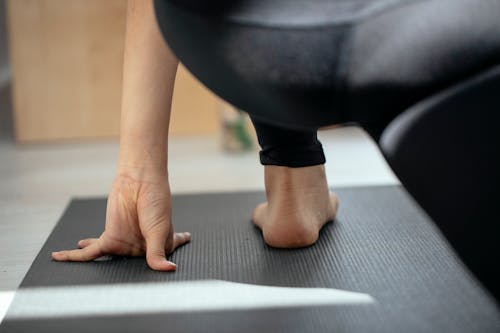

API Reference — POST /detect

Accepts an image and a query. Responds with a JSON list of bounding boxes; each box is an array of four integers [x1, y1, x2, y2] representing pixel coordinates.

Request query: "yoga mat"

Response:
[[1, 186, 499, 332]]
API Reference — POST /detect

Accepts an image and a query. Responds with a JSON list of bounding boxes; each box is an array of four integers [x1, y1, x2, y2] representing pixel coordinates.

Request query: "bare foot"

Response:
[[252, 165, 339, 248]]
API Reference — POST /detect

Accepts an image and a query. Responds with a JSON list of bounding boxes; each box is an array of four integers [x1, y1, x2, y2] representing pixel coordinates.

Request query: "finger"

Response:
[[78, 238, 98, 249], [52, 242, 102, 262], [171, 232, 191, 252], [144, 227, 177, 271]]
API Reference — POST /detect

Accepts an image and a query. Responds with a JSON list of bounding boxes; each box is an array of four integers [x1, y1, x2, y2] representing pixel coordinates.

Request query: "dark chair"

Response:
[[154, 0, 500, 300]]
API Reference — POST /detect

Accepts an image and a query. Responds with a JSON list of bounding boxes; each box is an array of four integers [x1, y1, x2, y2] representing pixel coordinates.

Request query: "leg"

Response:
[[250, 116, 339, 248]]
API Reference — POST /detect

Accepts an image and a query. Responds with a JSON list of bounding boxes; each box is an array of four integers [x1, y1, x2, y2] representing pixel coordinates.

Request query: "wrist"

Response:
[[116, 142, 168, 181]]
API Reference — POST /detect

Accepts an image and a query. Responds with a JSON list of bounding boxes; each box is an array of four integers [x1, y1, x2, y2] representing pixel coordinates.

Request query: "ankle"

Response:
[[264, 165, 328, 197]]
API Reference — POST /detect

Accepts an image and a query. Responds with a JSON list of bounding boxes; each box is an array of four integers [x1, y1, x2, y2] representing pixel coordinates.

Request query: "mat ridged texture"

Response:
[[1, 186, 499, 332]]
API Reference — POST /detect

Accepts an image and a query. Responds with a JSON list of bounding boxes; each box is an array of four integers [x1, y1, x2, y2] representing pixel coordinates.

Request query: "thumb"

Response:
[[144, 226, 177, 271]]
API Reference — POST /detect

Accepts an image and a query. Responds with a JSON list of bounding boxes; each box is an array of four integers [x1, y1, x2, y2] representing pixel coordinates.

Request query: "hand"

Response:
[[52, 173, 191, 271]]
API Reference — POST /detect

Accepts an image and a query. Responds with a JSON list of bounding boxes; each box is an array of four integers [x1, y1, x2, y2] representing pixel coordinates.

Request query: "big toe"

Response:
[[252, 202, 268, 229], [328, 192, 339, 219]]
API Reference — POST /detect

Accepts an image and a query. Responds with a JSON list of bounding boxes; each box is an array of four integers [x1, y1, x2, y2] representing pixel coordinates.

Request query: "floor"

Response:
[[0, 86, 398, 322]]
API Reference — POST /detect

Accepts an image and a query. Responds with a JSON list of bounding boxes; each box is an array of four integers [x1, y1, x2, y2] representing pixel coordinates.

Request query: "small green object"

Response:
[[233, 110, 253, 150]]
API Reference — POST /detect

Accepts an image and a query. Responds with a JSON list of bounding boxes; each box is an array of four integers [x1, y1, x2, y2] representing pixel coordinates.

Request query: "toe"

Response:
[[251, 202, 268, 229], [328, 192, 339, 219]]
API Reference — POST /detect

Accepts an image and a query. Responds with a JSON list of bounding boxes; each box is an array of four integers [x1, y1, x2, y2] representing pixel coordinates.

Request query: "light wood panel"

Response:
[[170, 65, 220, 137], [7, 0, 220, 143]]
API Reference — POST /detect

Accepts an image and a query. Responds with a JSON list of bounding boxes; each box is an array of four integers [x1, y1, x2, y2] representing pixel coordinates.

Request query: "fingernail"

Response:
[[167, 261, 177, 267]]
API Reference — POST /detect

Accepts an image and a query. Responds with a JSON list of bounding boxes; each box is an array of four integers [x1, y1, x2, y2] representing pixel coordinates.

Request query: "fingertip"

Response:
[[77, 238, 96, 249], [165, 261, 177, 271], [148, 258, 177, 271], [51, 251, 64, 261], [184, 232, 191, 241]]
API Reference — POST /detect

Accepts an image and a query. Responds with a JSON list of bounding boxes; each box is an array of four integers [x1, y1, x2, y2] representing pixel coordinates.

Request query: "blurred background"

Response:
[[0, 0, 12, 140], [0, 0, 396, 298], [1, 0, 255, 144]]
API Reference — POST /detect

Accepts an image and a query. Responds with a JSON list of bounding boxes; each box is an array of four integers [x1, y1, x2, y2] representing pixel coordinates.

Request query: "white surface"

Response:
[[0, 292, 14, 323], [6, 280, 375, 319], [0, 126, 398, 323]]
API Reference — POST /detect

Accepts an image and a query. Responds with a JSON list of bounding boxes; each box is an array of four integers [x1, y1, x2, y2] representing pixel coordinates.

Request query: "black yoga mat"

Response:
[[1, 186, 499, 332]]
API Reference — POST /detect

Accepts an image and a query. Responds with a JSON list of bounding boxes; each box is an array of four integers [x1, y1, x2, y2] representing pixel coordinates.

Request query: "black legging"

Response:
[[250, 116, 326, 168], [154, 0, 387, 168]]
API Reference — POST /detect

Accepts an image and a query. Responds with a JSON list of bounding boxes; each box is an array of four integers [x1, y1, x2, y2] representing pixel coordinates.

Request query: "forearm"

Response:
[[118, 0, 178, 179]]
